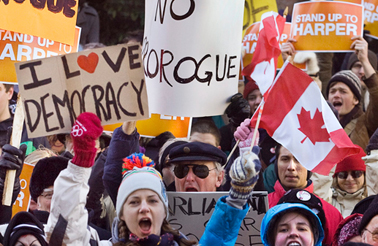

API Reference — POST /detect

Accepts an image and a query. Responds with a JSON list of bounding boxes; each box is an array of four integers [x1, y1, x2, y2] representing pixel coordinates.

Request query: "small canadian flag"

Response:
[[251, 61, 360, 175]]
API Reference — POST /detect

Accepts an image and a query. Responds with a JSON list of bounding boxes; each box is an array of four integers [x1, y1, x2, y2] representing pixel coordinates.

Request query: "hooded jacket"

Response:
[[260, 203, 324, 246]]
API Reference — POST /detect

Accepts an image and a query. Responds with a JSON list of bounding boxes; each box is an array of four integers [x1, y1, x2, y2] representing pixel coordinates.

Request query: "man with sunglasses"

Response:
[[168, 142, 227, 192]]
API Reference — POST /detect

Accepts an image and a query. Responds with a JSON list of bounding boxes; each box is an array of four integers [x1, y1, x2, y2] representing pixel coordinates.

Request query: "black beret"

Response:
[[3, 211, 48, 246], [358, 195, 378, 234], [277, 189, 326, 231], [29, 156, 69, 202], [168, 142, 227, 165]]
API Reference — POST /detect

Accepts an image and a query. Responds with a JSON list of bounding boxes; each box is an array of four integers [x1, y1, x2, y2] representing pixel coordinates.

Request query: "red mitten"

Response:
[[71, 112, 103, 167]]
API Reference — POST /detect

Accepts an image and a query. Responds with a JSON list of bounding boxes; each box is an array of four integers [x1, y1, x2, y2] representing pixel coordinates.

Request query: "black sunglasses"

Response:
[[174, 164, 216, 179], [337, 170, 364, 179]]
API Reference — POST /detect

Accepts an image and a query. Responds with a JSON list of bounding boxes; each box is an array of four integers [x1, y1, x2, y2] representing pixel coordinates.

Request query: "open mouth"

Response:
[[185, 187, 198, 192], [139, 218, 152, 233], [333, 101, 342, 109], [288, 243, 300, 246]]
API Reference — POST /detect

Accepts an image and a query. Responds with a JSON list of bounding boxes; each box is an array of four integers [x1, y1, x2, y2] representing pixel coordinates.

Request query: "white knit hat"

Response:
[[116, 166, 169, 219]]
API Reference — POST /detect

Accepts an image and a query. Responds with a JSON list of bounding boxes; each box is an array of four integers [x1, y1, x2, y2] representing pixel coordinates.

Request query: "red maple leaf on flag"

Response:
[[297, 108, 330, 145]]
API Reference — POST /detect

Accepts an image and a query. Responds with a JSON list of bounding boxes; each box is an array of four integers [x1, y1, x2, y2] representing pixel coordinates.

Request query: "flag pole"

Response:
[[225, 8, 287, 166], [2, 93, 24, 206], [249, 102, 264, 152]]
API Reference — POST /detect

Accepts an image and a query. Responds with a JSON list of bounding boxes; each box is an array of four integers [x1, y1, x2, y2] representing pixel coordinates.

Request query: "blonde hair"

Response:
[[24, 147, 56, 165]]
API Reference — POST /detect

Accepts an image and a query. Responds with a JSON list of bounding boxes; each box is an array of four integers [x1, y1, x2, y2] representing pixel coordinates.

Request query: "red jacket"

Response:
[[268, 181, 343, 246]]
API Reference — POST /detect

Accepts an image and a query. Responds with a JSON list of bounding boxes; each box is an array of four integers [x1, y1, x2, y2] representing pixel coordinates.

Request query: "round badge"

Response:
[[183, 146, 190, 154], [296, 190, 311, 201]]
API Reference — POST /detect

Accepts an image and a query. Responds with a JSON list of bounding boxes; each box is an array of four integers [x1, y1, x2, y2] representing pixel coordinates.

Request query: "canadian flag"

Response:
[[251, 62, 360, 175], [242, 11, 285, 95]]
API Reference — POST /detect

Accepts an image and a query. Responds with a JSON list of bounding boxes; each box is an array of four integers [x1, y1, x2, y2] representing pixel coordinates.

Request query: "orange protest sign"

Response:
[[335, 0, 363, 4], [12, 162, 35, 216], [291, 2, 363, 51], [0, 27, 80, 84], [0, 0, 78, 46], [136, 114, 191, 138], [364, 0, 378, 39], [104, 114, 192, 138], [242, 22, 305, 71]]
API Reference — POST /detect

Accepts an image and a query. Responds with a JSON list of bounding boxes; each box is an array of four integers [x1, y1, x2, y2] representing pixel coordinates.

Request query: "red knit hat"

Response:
[[243, 79, 259, 99], [334, 146, 366, 176]]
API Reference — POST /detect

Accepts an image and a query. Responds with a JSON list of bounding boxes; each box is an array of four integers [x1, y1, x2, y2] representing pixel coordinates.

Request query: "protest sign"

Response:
[[242, 22, 305, 71], [12, 162, 34, 216], [243, 0, 278, 36], [0, 0, 78, 46], [15, 44, 148, 138], [291, 1, 363, 51], [335, 0, 363, 4], [103, 114, 192, 139], [363, 0, 378, 39], [0, 27, 80, 84], [167, 191, 268, 245], [136, 114, 192, 138], [144, 0, 243, 117]]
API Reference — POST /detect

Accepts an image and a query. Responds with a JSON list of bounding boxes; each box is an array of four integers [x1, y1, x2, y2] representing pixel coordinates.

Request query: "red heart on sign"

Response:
[[77, 52, 99, 73]]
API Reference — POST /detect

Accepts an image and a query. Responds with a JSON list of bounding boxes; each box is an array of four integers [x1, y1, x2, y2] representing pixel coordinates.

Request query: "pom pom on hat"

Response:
[[122, 153, 154, 176]]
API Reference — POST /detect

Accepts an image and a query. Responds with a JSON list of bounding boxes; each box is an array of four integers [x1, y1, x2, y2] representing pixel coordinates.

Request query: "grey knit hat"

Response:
[[326, 70, 362, 102]]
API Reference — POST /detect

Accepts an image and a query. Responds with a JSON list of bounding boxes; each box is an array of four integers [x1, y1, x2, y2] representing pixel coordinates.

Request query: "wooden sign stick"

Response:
[[2, 93, 25, 206]]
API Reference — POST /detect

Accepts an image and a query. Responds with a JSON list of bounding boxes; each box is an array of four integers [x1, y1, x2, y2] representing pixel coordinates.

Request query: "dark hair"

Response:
[[274, 144, 312, 181], [191, 120, 221, 146], [3, 84, 13, 93], [114, 219, 196, 246], [268, 208, 319, 246]]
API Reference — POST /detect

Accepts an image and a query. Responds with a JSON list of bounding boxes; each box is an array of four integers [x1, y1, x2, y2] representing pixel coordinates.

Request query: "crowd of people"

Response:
[[1, 3, 378, 246]]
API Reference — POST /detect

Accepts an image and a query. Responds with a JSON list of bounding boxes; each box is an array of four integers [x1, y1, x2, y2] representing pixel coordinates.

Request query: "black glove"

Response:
[[225, 93, 250, 127], [0, 144, 27, 184]]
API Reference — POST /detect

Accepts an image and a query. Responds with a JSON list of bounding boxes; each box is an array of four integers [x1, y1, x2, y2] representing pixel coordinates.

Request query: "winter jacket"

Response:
[[346, 73, 378, 151], [312, 150, 378, 218], [268, 180, 343, 246], [46, 162, 110, 246], [199, 196, 249, 246], [103, 126, 140, 205]]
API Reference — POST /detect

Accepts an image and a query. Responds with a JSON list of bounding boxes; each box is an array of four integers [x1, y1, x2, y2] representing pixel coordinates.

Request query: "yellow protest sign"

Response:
[[291, 2, 363, 51], [364, 0, 378, 39], [243, 0, 278, 36], [0, 27, 80, 84], [103, 114, 192, 139], [0, 0, 78, 45], [12, 162, 34, 216]]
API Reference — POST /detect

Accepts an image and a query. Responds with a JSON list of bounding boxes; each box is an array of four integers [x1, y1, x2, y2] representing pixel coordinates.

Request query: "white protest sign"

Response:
[[167, 191, 268, 245], [15, 44, 148, 138], [144, 0, 243, 117]]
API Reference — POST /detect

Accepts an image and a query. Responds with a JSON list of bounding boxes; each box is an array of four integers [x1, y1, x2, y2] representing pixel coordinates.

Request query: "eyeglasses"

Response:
[[174, 164, 216, 179], [337, 170, 364, 179], [363, 228, 378, 241], [40, 188, 54, 200]]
